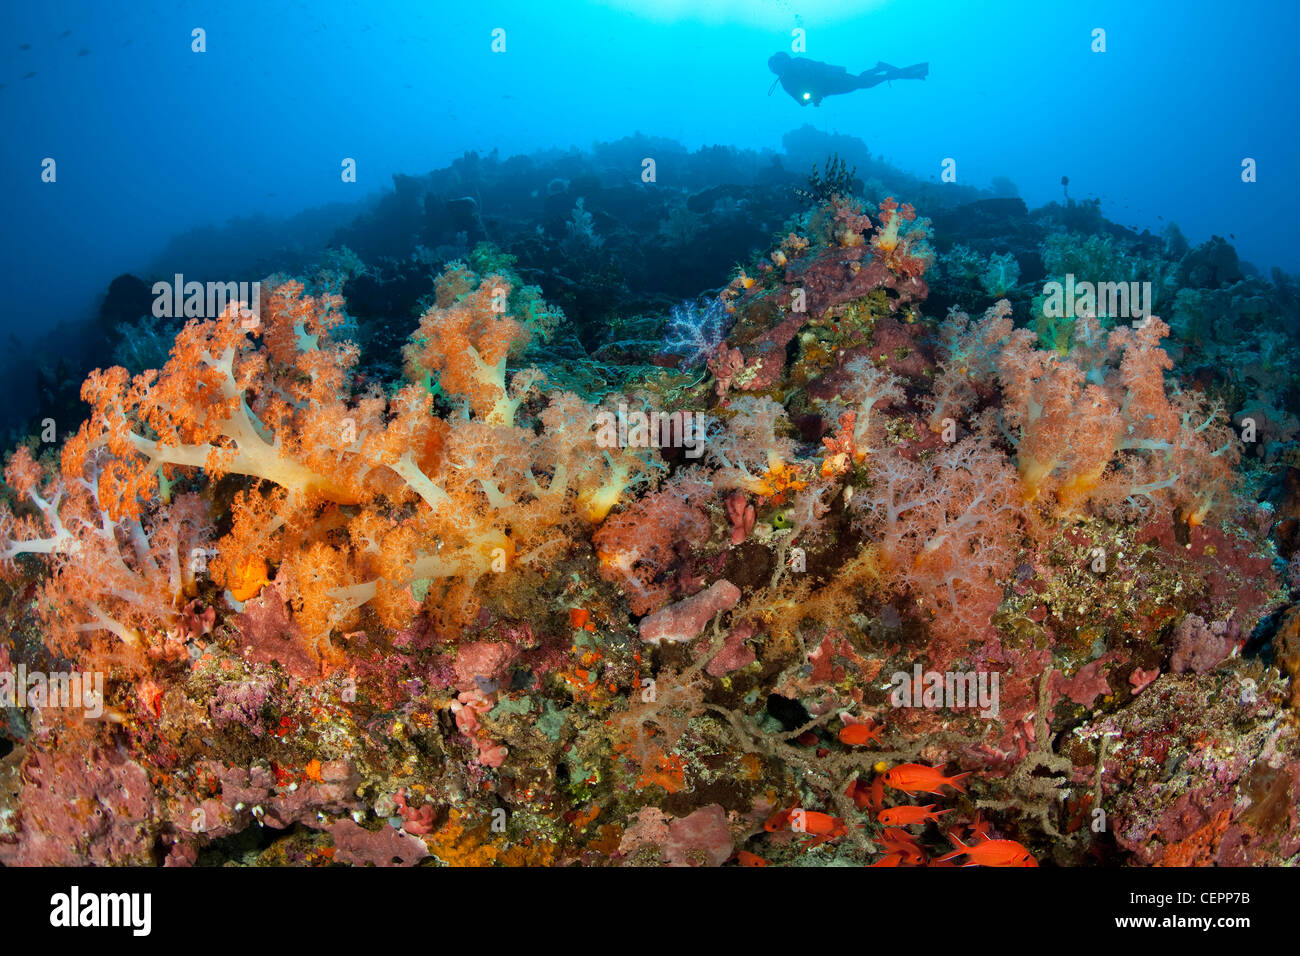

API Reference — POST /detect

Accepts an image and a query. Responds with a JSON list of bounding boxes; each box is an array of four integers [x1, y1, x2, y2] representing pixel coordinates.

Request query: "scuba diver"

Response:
[[768, 52, 928, 106]]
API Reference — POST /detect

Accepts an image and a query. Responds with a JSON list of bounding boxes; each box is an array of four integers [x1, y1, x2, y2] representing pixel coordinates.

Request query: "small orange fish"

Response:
[[736, 850, 769, 867], [845, 778, 871, 810], [882, 763, 971, 795], [880, 827, 926, 864], [936, 834, 1037, 867], [967, 811, 993, 842], [870, 851, 906, 867], [876, 804, 952, 827], [845, 774, 888, 812], [792, 810, 845, 838], [869, 774, 885, 812], [764, 808, 794, 832], [880, 827, 921, 848], [838, 722, 884, 746]]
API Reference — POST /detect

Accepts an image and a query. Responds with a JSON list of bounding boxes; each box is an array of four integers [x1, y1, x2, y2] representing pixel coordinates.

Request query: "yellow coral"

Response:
[[425, 809, 559, 866]]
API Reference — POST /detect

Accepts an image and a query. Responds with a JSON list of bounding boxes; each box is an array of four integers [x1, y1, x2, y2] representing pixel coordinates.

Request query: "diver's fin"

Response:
[[889, 62, 928, 81]]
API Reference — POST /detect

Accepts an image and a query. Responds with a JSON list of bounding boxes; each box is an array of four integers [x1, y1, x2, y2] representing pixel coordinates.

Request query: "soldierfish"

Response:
[[768, 808, 848, 846], [838, 722, 884, 746], [876, 804, 952, 826], [791, 810, 846, 837], [882, 762, 971, 795], [936, 833, 1037, 867], [844, 774, 886, 812], [870, 852, 906, 867], [764, 808, 795, 832], [879, 827, 926, 864]]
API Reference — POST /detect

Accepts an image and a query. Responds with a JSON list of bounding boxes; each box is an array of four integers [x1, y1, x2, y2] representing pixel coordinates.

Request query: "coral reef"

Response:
[[2, 153, 1298, 868]]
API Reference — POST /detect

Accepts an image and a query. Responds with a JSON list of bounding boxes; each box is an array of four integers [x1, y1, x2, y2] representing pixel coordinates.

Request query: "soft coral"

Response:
[[2, 445, 212, 661], [63, 280, 368, 521], [852, 437, 1023, 664], [937, 307, 1242, 525], [403, 271, 539, 426], [593, 471, 712, 616]]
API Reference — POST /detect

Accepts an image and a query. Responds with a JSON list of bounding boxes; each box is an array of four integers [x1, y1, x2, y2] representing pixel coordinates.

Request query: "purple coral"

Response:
[[1170, 614, 1234, 674], [330, 819, 429, 867], [210, 677, 273, 737], [0, 744, 157, 866], [665, 296, 730, 369]]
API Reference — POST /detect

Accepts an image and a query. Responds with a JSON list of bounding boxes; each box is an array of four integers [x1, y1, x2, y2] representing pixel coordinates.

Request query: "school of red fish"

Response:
[[757, 750, 1038, 867]]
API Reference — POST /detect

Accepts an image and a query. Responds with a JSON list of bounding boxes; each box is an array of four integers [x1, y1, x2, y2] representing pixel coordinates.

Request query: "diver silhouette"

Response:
[[767, 52, 928, 106]]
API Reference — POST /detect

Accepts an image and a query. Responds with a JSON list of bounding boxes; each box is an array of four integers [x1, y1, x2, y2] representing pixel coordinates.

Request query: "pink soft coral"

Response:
[[871, 197, 933, 278], [593, 471, 712, 616], [926, 300, 1014, 431], [853, 437, 1023, 664], [935, 307, 1241, 525]]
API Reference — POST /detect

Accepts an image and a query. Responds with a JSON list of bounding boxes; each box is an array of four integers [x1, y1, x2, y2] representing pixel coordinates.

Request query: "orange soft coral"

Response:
[[10, 258, 661, 665], [404, 272, 538, 426], [63, 281, 368, 521], [872, 197, 933, 278], [978, 313, 1240, 523], [2, 445, 212, 661]]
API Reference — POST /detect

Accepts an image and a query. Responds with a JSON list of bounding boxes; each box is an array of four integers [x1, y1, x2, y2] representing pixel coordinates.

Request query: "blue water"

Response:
[[2, 0, 1297, 343]]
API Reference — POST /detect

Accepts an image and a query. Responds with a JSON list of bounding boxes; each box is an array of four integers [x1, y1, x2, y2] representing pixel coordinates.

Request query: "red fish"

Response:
[[880, 827, 926, 864], [769, 809, 848, 847], [838, 722, 884, 746], [764, 808, 795, 832], [869, 774, 885, 812], [791, 810, 845, 838], [880, 827, 921, 848], [966, 811, 993, 842], [882, 763, 971, 795], [845, 778, 871, 810], [847, 775, 887, 811], [936, 833, 1037, 867], [736, 850, 769, 867], [877, 804, 951, 826]]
